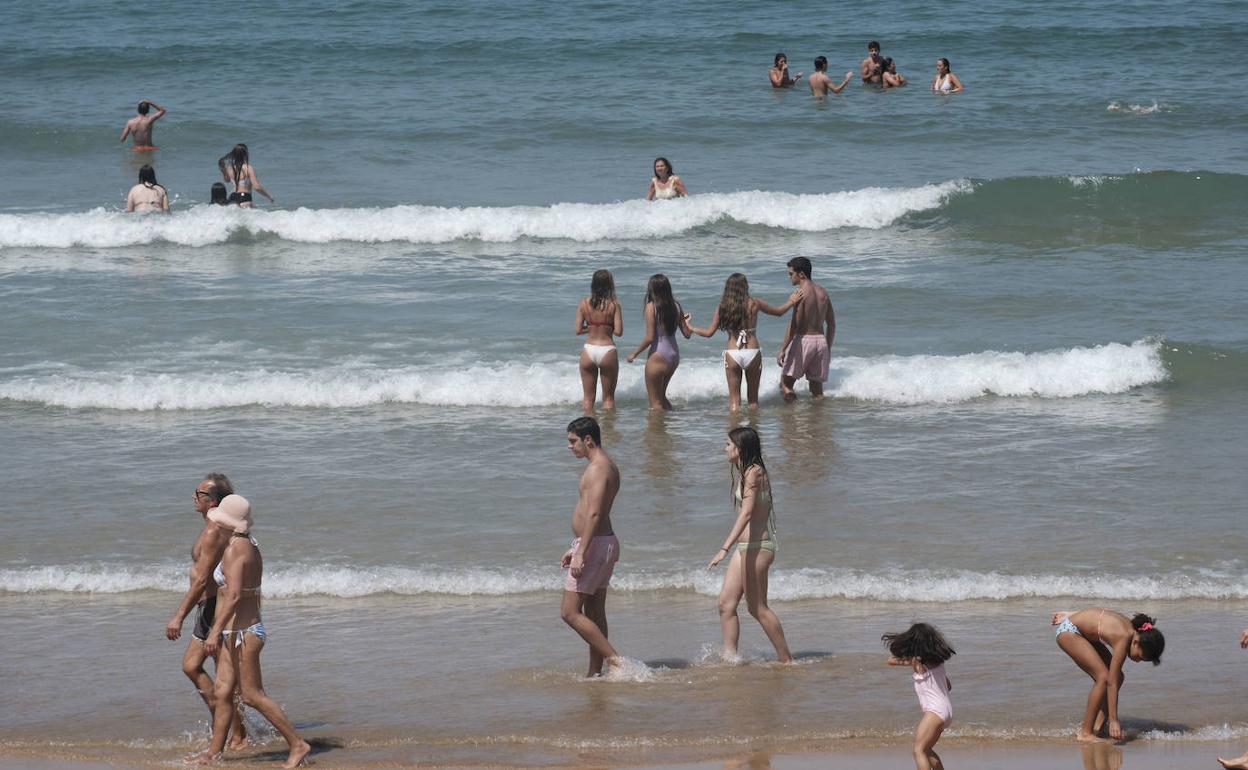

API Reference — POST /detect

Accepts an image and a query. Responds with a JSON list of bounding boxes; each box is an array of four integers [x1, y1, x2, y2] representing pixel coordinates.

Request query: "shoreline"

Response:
[[3, 736, 1246, 769]]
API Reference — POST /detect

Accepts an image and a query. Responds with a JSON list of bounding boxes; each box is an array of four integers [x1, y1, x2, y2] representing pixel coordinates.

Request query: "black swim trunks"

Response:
[[192, 595, 218, 642], [227, 191, 253, 205]]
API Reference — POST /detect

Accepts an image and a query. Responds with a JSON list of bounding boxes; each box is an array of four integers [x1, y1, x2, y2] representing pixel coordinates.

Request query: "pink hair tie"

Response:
[[1139, 622, 1154, 631]]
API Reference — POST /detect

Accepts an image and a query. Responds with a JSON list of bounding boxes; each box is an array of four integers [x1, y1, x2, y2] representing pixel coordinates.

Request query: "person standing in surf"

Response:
[[119, 99, 166, 151], [690, 273, 802, 411], [777, 257, 835, 401], [647, 157, 687, 200], [706, 427, 793, 663], [165, 474, 248, 753], [627, 273, 693, 411], [575, 270, 624, 412], [561, 417, 624, 677], [218, 144, 274, 208], [125, 164, 170, 213], [768, 53, 802, 88]]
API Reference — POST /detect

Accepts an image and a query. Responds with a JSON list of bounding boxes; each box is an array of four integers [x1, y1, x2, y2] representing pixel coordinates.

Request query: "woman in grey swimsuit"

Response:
[[627, 273, 692, 411]]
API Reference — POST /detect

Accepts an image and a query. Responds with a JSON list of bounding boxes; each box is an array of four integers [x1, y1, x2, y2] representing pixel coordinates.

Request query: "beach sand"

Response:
[[1, 739, 1242, 769]]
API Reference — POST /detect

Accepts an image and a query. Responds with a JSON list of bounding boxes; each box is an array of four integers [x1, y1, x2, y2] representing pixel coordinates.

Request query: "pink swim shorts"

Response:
[[564, 534, 620, 594], [781, 334, 830, 382]]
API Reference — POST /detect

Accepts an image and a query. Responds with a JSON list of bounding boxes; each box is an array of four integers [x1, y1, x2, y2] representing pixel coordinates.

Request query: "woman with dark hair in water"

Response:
[[126, 164, 169, 213], [217, 144, 273, 208], [931, 58, 964, 93], [706, 427, 793, 663], [881, 58, 907, 89], [210, 183, 229, 206], [626, 273, 692, 411], [768, 52, 802, 88], [575, 269, 624, 412], [647, 157, 688, 200]]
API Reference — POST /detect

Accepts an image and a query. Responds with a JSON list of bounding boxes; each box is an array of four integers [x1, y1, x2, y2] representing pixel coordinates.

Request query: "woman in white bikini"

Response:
[[217, 144, 274, 208], [197, 496, 310, 768], [575, 269, 624, 412], [125, 165, 169, 213], [690, 273, 801, 411], [646, 157, 688, 200], [931, 58, 964, 94]]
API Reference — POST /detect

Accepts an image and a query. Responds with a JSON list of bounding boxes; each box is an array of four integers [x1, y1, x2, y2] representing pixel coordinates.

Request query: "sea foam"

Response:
[[0, 338, 1165, 410], [0, 182, 967, 248], [5, 562, 1245, 602]]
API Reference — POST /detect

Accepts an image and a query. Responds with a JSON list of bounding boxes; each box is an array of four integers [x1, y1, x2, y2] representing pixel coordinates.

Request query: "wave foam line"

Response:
[[0, 339, 1165, 410], [0, 182, 966, 248], [5, 563, 1246, 601]]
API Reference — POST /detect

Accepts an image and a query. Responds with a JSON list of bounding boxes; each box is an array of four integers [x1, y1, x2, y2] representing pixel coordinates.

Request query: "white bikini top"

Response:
[[936, 74, 952, 93], [652, 177, 679, 199]]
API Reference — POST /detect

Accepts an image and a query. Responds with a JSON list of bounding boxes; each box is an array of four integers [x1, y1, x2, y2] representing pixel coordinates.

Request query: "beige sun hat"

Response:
[[207, 494, 252, 534]]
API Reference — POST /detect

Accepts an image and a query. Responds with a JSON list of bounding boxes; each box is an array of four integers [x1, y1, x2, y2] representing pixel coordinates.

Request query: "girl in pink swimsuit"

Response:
[[883, 622, 956, 770]]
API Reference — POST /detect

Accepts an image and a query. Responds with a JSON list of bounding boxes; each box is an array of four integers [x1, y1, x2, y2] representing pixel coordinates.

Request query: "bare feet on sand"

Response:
[[1076, 730, 1111, 744], [226, 735, 250, 751], [1218, 754, 1248, 769], [186, 751, 221, 765], [283, 739, 312, 768]]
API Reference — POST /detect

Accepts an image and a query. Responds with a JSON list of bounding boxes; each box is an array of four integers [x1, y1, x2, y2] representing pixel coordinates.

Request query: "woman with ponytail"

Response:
[[1050, 608, 1165, 741]]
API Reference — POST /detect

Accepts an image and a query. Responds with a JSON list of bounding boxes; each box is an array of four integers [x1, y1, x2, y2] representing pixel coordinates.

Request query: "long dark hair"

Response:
[[644, 273, 678, 335], [882, 622, 956, 668], [137, 164, 163, 191], [590, 269, 616, 311], [727, 426, 769, 504], [718, 273, 750, 335], [219, 143, 249, 186], [653, 157, 673, 180], [1132, 613, 1164, 665]]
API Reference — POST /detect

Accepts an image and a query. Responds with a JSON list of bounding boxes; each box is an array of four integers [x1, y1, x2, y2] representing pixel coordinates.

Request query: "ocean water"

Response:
[[2, 1, 1248, 767]]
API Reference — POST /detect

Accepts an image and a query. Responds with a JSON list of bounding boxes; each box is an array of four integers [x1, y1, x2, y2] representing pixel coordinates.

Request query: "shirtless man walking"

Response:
[[561, 416, 623, 677], [165, 473, 247, 750], [777, 257, 836, 400], [809, 56, 854, 97], [119, 100, 166, 151]]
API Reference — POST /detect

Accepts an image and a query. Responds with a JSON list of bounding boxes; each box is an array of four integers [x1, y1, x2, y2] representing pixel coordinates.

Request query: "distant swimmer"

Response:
[[626, 273, 693, 411], [768, 52, 802, 88], [119, 100, 165, 151], [808, 57, 854, 97], [218, 144, 274, 208], [125, 165, 170, 213], [932, 58, 964, 94], [647, 157, 687, 200], [575, 269, 624, 412], [706, 427, 794, 663], [860, 41, 884, 84], [561, 416, 624, 677], [881, 58, 907, 89], [777, 257, 835, 401], [165, 474, 249, 754], [690, 273, 802, 411]]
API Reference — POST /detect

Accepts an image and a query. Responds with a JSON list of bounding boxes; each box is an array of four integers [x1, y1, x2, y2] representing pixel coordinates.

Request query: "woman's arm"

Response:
[[948, 74, 964, 93], [160, 188, 170, 213], [707, 468, 759, 568], [673, 176, 689, 197], [202, 552, 243, 656], [646, 180, 656, 201], [690, 307, 720, 338], [678, 304, 693, 339], [627, 303, 656, 362], [249, 167, 274, 202], [755, 288, 803, 316], [612, 301, 623, 338], [125, 188, 136, 213], [575, 300, 589, 336], [769, 68, 784, 88], [1104, 639, 1130, 739]]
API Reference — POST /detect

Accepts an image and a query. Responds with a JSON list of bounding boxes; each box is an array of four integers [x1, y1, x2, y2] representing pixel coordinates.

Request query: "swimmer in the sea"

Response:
[[218, 144, 274, 208], [125, 165, 170, 213], [931, 58, 964, 94], [860, 41, 884, 84], [769, 53, 802, 88], [881, 58, 907, 89], [120, 100, 166, 151], [808, 57, 853, 97]]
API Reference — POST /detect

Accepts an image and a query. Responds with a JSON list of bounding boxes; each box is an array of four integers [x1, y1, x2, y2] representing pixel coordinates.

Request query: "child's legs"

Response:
[[912, 712, 946, 770], [715, 550, 745, 655], [1057, 632, 1111, 736]]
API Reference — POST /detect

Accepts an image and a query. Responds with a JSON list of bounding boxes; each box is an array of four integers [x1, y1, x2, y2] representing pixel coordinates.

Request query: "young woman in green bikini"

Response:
[[707, 427, 793, 663]]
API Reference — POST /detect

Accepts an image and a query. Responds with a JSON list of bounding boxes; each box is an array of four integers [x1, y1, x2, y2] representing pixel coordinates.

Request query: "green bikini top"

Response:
[[734, 474, 778, 541]]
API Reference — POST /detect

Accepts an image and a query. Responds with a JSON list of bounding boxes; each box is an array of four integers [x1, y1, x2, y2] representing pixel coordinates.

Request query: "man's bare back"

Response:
[[809, 70, 854, 97], [120, 100, 165, 149], [791, 280, 832, 337]]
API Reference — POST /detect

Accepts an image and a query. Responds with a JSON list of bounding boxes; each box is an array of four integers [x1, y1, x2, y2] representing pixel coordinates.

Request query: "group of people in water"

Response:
[[576, 257, 835, 412], [769, 40, 965, 96], [120, 100, 272, 213]]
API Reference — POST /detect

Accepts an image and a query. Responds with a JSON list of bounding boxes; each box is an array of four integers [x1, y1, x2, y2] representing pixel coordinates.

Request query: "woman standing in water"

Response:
[[707, 428, 793, 663], [931, 58, 964, 94], [690, 273, 802, 411], [626, 273, 692, 411], [218, 144, 274, 208], [647, 157, 688, 200], [197, 496, 310, 768], [125, 165, 169, 213], [575, 269, 624, 411]]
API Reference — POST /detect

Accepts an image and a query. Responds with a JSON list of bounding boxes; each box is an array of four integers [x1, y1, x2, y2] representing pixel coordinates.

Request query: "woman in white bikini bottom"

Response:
[[575, 270, 623, 411]]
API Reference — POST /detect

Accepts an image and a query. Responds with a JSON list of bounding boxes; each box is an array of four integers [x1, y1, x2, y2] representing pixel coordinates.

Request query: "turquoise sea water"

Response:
[[2, 1, 1247, 766]]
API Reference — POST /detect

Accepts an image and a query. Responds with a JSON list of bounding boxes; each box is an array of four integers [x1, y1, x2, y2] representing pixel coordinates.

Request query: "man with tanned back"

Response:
[[561, 416, 624, 677], [777, 257, 836, 400], [809, 56, 854, 97], [120, 100, 166, 151], [165, 473, 248, 750]]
